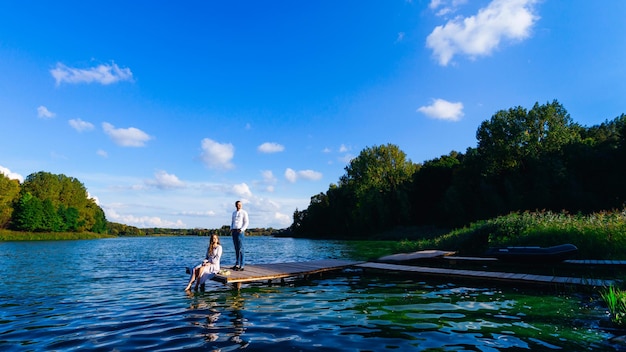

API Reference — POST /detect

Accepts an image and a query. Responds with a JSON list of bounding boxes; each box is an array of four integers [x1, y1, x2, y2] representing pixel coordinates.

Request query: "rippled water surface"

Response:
[[0, 236, 623, 351]]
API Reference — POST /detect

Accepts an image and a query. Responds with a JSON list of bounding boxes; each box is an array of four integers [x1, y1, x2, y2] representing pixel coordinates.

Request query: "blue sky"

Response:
[[1, 0, 625, 229]]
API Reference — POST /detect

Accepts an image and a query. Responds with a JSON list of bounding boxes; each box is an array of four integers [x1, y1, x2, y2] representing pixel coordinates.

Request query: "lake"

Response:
[[0, 236, 623, 351]]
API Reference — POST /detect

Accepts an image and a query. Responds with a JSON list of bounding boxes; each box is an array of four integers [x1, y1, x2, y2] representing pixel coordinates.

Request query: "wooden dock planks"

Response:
[[444, 256, 626, 266], [564, 259, 626, 265], [356, 262, 617, 288], [212, 259, 363, 289], [208, 259, 618, 290]]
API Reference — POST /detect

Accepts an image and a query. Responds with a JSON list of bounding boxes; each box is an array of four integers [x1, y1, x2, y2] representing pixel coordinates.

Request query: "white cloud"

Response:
[[426, 0, 539, 66], [69, 118, 94, 132], [146, 170, 185, 189], [88, 192, 100, 205], [232, 183, 252, 198], [102, 122, 152, 147], [284, 168, 323, 183], [339, 144, 349, 153], [285, 168, 297, 183], [97, 149, 108, 158], [200, 138, 235, 170], [274, 212, 292, 227], [176, 210, 217, 217], [104, 207, 185, 228], [417, 98, 464, 121], [429, 0, 468, 17], [429, 0, 443, 9], [50, 62, 133, 86], [257, 142, 285, 153], [298, 170, 323, 181], [261, 170, 277, 184], [0, 166, 24, 182], [260, 170, 277, 192], [37, 106, 56, 119], [396, 32, 405, 43]]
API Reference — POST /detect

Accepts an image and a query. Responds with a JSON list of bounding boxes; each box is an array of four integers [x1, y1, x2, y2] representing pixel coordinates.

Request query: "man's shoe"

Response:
[[238, 267, 244, 271], [231, 265, 239, 270]]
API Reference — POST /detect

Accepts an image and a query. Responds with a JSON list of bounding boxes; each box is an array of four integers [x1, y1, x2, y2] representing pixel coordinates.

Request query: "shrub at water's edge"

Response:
[[392, 209, 626, 260]]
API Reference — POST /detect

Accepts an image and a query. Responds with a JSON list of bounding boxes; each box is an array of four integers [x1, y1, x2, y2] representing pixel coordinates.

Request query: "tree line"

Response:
[[290, 100, 626, 238], [0, 171, 107, 233]]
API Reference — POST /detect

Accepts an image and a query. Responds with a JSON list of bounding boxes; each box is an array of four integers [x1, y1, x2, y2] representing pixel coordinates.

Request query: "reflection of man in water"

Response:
[[203, 308, 220, 342], [189, 293, 249, 349], [228, 293, 249, 348]]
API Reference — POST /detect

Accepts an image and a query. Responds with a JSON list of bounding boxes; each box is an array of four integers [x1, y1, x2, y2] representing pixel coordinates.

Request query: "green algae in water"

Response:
[[346, 276, 613, 350]]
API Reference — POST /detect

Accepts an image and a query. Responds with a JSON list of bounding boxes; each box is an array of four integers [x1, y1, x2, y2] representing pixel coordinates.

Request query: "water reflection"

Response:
[[1, 237, 624, 351], [185, 290, 250, 350], [179, 273, 623, 351], [226, 293, 249, 348]]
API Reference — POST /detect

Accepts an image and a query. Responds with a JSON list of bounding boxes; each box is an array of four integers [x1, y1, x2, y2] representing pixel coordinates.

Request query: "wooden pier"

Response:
[[356, 262, 617, 288], [212, 259, 363, 289], [441, 256, 626, 266], [209, 258, 618, 290], [564, 259, 626, 265]]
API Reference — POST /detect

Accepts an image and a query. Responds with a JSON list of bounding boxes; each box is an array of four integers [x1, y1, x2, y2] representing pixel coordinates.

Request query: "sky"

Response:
[[1, 0, 626, 230]]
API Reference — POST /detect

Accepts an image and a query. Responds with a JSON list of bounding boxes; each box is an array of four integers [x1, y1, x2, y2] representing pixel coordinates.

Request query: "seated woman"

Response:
[[185, 234, 222, 291]]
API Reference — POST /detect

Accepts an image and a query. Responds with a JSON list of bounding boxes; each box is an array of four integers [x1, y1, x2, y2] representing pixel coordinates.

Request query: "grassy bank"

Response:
[[0, 229, 115, 241], [389, 210, 626, 260]]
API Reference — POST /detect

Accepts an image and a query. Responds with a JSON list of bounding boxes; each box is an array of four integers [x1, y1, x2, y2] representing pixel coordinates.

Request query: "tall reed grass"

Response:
[[398, 209, 626, 259], [601, 286, 626, 327]]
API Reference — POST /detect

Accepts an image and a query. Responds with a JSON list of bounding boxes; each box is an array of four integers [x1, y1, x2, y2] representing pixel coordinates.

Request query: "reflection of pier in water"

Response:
[[210, 258, 618, 290]]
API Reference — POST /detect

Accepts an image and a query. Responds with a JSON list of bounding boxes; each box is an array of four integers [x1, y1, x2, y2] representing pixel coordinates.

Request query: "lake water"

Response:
[[0, 236, 624, 351]]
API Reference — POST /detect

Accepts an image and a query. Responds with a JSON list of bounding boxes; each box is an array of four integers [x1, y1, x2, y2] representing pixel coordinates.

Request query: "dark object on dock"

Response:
[[484, 244, 578, 263]]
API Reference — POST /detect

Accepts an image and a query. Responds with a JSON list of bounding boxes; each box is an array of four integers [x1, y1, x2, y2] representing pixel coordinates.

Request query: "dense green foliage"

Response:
[[0, 171, 107, 233], [292, 144, 417, 237], [291, 100, 626, 238]]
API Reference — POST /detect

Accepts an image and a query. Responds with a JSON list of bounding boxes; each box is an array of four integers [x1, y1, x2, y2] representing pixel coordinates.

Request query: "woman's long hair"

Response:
[[208, 234, 220, 256]]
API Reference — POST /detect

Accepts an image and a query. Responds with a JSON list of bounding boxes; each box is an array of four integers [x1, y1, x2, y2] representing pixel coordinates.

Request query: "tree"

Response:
[[467, 100, 582, 216], [411, 152, 461, 225], [0, 174, 20, 228], [58, 205, 80, 232], [40, 198, 62, 232], [339, 144, 417, 234], [12, 192, 43, 231], [475, 100, 578, 176], [13, 171, 107, 233]]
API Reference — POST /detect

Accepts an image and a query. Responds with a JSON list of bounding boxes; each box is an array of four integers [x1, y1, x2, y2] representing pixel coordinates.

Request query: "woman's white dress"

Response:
[[193, 245, 222, 286]]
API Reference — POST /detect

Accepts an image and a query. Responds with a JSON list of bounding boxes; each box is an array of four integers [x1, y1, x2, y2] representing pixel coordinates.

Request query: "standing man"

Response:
[[230, 200, 249, 271]]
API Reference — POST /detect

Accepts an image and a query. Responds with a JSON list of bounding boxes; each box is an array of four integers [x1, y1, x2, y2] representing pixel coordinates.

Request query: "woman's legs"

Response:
[[185, 266, 204, 291], [185, 269, 196, 291], [194, 266, 206, 290]]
